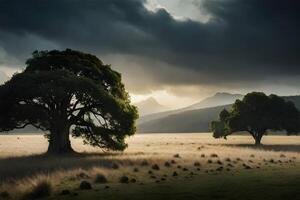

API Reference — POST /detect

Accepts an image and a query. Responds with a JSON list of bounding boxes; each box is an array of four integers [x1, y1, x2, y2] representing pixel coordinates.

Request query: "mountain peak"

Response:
[[214, 92, 243, 97], [135, 97, 168, 116], [137, 97, 161, 106], [185, 92, 243, 110], [145, 97, 159, 104]]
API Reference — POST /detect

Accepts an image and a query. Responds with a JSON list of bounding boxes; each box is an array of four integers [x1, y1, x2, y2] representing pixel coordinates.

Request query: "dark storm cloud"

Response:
[[0, 0, 300, 89]]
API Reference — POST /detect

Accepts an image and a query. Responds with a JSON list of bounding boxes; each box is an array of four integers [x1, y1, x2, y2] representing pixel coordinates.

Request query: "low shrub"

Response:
[[0, 191, 10, 199], [79, 181, 92, 190], [94, 174, 108, 184], [22, 180, 52, 200], [152, 164, 160, 170], [119, 176, 129, 183]]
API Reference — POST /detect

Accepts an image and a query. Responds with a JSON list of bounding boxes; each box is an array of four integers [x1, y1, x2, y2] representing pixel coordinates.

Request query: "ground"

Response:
[[0, 133, 299, 200]]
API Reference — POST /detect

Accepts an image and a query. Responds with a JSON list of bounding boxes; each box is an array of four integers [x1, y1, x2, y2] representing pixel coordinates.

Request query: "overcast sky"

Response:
[[0, 0, 300, 108]]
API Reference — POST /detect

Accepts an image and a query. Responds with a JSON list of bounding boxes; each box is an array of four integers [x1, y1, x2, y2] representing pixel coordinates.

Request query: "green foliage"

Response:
[[211, 92, 300, 144], [219, 109, 230, 122], [211, 121, 226, 138], [0, 49, 138, 152], [211, 109, 230, 138]]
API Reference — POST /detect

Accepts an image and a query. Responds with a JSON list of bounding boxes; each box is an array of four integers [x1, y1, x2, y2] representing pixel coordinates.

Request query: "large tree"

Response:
[[0, 49, 138, 154], [211, 92, 300, 145]]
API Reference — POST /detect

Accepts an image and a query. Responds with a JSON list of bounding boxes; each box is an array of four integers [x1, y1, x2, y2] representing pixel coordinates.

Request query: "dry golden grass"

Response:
[[0, 133, 299, 199]]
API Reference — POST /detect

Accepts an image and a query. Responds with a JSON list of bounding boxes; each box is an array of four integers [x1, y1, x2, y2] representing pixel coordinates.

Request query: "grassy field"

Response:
[[0, 133, 299, 200]]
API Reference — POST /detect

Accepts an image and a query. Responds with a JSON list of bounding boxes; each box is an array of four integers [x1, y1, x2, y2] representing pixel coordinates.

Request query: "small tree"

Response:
[[0, 49, 138, 154], [211, 109, 230, 139], [211, 92, 300, 145]]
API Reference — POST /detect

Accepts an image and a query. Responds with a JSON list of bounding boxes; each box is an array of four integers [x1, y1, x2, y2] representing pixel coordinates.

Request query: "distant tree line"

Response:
[[211, 92, 300, 145]]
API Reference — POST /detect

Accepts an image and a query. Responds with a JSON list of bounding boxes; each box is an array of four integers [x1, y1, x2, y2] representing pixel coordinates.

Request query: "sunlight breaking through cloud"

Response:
[[144, 0, 211, 23]]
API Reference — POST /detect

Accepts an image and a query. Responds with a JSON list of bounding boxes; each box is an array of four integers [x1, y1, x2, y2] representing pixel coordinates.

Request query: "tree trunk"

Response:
[[255, 137, 261, 145], [254, 132, 263, 146], [47, 124, 74, 154]]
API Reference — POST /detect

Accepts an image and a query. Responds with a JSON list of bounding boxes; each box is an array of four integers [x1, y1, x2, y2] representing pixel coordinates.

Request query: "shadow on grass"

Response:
[[0, 151, 145, 182], [222, 144, 300, 153]]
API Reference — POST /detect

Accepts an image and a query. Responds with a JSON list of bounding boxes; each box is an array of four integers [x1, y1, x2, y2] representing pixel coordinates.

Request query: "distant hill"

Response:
[[137, 108, 180, 124], [134, 97, 169, 116], [184, 92, 243, 110], [138, 92, 243, 124], [5, 125, 42, 134], [138, 104, 231, 133], [138, 94, 300, 133]]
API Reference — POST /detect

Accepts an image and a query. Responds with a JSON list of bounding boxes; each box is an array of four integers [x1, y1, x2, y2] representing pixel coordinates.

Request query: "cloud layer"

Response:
[[0, 0, 300, 96]]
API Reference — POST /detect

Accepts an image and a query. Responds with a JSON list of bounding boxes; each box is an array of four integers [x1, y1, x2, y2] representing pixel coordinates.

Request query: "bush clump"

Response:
[[119, 176, 129, 183], [94, 174, 108, 184], [210, 153, 218, 158], [152, 164, 160, 170], [79, 181, 92, 190], [23, 180, 52, 200], [216, 166, 224, 171], [243, 163, 252, 169], [130, 178, 137, 183], [164, 162, 171, 167], [216, 160, 223, 165], [194, 161, 201, 167], [0, 191, 10, 199], [173, 154, 180, 158], [60, 190, 71, 195]]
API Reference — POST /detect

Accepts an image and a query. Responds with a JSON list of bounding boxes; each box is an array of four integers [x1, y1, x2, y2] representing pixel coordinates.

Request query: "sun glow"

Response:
[[145, 0, 211, 23], [130, 90, 197, 109]]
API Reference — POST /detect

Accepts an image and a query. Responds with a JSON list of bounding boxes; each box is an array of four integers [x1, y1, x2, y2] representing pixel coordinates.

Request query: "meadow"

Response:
[[0, 133, 299, 200]]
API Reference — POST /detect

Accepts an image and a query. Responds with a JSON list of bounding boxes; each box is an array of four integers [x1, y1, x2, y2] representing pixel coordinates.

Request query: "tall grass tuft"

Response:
[[22, 180, 52, 200]]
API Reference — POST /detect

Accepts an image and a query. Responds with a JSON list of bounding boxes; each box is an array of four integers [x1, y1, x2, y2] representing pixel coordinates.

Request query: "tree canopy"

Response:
[[211, 92, 300, 145], [0, 49, 138, 153]]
